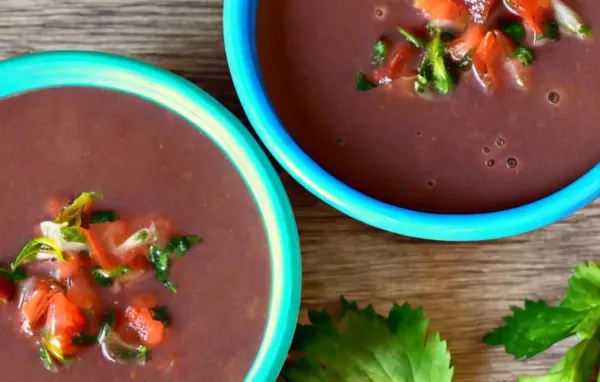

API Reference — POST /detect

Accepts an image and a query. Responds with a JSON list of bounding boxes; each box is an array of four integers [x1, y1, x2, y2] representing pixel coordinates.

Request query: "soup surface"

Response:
[[0, 87, 270, 381], [257, 0, 600, 213]]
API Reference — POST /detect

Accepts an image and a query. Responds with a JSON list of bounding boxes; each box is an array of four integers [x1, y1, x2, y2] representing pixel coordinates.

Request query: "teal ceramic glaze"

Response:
[[0, 51, 301, 382]]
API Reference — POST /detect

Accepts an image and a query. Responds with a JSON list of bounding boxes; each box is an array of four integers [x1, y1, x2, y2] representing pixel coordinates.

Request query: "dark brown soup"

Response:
[[0, 87, 270, 381], [257, 0, 600, 213]]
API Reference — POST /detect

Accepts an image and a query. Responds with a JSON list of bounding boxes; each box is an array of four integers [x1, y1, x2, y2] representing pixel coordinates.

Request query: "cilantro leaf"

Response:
[[0, 266, 27, 281], [415, 28, 454, 95], [356, 72, 378, 92], [91, 265, 131, 287], [283, 297, 453, 382], [166, 235, 202, 258], [90, 210, 117, 224], [513, 47, 536, 66], [60, 226, 87, 243], [149, 245, 176, 292], [518, 335, 600, 381], [150, 307, 171, 328], [483, 300, 585, 359], [561, 262, 600, 312], [398, 28, 427, 49], [499, 20, 526, 43], [372, 38, 389, 65]]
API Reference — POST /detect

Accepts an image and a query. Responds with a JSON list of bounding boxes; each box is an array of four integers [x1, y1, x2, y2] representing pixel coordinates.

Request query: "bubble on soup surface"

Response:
[[483, 146, 491, 154], [506, 157, 518, 169], [548, 91, 560, 105], [495, 138, 505, 147], [486, 159, 495, 168], [336, 138, 345, 147], [427, 180, 436, 188], [374, 6, 387, 18]]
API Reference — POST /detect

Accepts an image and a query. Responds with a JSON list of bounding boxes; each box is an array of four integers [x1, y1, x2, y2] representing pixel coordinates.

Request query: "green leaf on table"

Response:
[[483, 300, 585, 359], [282, 296, 453, 382]]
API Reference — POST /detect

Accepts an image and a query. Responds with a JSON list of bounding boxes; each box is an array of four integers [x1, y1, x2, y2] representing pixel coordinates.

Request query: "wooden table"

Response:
[[4, 1, 599, 381]]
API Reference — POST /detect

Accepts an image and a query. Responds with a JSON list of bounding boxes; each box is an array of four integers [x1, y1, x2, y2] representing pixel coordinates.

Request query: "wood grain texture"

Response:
[[1, 1, 598, 381]]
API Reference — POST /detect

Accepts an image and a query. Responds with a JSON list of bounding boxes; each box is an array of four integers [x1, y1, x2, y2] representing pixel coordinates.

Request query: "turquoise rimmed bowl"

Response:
[[0, 51, 301, 381], [224, 0, 600, 241]]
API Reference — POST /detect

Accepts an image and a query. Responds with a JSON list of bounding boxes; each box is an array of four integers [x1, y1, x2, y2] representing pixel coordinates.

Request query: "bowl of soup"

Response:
[[224, 0, 600, 241], [0, 51, 300, 381]]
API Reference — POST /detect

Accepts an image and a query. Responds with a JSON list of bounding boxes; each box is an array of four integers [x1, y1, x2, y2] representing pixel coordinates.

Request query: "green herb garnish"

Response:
[[552, 0, 592, 39], [90, 210, 117, 224], [149, 245, 176, 293], [398, 27, 427, 49], [538, 20, 561, 41], [512, 47, 536, 66], [98, 311, 149, 364], [55, 192, 99, 226], [71, 333, 98, 346], [372, 38, 389, 65], [415, 28, 454, 95], [91, 265, 131, 287], [135, 230, 149, 242], [12, 237, 63, 270], [166, 235, 202, 258], [0, 266, 27, 281], [283, 297, 453, 382], [499, 20, 526, 43], [60, 226, 86, 243], [485, 261, 600, 380], [356, 72, 378, 92], [150, 307, 171, 328], [39, 345, 55, 371]]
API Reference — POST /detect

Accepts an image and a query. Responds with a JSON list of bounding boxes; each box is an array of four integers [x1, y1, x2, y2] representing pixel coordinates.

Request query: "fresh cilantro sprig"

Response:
[[484, 261, 600, 381], [148, 235, 202, 293], [283, 297, 453, 382]]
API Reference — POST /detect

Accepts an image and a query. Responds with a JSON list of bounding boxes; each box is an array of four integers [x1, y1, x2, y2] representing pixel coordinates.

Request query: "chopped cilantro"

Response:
[[371, 38, 389, 65], [149, 245, 176, 292], [90, 210, 117, 224], [356, 72, 378, 91], [283, 297, 453, 381], [135, 230, 149, 242], [71, 333, 98, 346], [0, 266, 27, 281], [538, 20, 560, 41], [415, 28, 454, 95], [166, 235, 202, 258], [92, 265, 131, 287], [398, 27, 427, 49], [512, 47, 536, 66], [60, 226, 86, 243], [499, 20, 526, 43], [39, 345, 55, 371], [150, 307, 171, 328]]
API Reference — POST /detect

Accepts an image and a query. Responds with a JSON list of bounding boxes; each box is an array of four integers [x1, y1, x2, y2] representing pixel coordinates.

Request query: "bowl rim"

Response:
[[0, 51, 301, 381], [223, 0, 600, 241]]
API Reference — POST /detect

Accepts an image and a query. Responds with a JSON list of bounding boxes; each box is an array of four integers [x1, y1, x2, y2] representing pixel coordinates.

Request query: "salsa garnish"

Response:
[[0, 191, 201, 371], [357, 0, 591, 94]]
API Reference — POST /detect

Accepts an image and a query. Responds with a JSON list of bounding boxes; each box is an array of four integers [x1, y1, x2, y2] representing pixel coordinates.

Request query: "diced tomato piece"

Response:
[[81, 227, 120, 271], [90, 221, 132, 247], [125, 306, 165, 347], [44, 293, 85, 356], [494, 30, 517, 56], [448, 23, 487, 60], [464, 0, 496, 23], [65, 271, 103, 332], [56, 253, 92, 282], [0, 278, 14, 304], [472, 31, 504, 92], [375, 43, 418, 84], [45, 196, 69, 218], [414, 0, 469, 29], [20, 278, 61, 334], [504, 0, 552, 34]]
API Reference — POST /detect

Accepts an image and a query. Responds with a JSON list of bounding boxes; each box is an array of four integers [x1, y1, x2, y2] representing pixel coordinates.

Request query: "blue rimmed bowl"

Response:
[[0, 51, 301, 381], [223, 0, 600, 241]]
